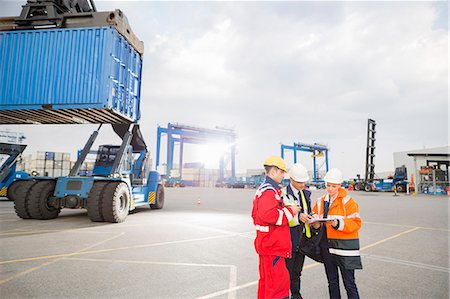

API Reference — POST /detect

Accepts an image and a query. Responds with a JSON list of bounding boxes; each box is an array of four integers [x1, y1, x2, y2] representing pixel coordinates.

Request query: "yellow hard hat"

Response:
[[263, 156, 287, 172]]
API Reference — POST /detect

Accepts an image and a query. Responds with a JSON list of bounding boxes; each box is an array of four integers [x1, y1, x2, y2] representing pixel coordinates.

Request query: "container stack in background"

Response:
[[169, 162, 223, 187], [181, 168, 222, 187], [19, 151, 70, 177], [17, 151, 95, 177], [181, 163, 202, 187], [79, 161, 95, 176]]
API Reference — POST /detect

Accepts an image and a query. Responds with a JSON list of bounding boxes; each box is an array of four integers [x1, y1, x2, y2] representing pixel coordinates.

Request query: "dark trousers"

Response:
[[285, 251, 306, 299], [321, 247, 360, 299]]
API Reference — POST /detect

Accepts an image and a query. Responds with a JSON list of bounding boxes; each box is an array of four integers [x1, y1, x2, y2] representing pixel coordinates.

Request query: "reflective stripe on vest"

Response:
[[318, 194, 352, 217], [276, 209, 284, 225], [329, 248, 360, 257], [346, 212, 360, 219], [255, 225, 269, 232], [255, 183, 276, 198], [343, 195, 351, 205]]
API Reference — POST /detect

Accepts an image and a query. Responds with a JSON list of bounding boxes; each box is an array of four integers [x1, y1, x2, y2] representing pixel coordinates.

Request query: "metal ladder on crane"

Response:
[[365, 119, 376, 188]]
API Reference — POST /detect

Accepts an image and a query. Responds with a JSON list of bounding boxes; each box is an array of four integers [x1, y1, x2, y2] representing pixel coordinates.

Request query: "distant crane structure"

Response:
[[365, 119, 376, 183], [155, 123, 236, 182], [281, 142, 329, 183]]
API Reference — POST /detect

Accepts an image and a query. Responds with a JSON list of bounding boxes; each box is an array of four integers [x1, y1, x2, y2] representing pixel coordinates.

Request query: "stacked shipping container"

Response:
[[18, 151, 95, 177], [20, 151, 71, 176], [181, 168, 228, 187]]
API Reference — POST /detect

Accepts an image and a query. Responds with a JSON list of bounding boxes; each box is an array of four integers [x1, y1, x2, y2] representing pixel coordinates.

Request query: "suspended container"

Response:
[[0, 11, 143, 125]]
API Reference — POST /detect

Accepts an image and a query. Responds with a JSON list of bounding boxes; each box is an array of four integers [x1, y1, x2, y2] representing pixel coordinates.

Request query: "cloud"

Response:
[[0, 1, 447, 179]]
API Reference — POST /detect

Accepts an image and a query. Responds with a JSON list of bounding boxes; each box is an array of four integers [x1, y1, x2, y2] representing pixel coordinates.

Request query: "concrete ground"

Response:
[[0, 188, 448, 299]]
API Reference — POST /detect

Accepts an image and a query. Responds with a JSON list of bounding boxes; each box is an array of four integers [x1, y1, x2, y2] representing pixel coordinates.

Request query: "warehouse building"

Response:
[[394, 146, 450, 195]]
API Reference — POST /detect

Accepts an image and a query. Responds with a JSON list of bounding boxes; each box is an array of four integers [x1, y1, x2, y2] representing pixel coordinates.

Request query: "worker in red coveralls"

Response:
[[252, 156, 301, 299]]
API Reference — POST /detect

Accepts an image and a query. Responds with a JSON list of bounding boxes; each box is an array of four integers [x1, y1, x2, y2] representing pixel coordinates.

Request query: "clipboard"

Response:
[[309, 217, 338, 223]]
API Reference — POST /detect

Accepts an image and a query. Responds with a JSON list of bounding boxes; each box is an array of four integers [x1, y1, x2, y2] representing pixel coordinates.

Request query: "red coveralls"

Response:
[[252, 179, 296, 299]]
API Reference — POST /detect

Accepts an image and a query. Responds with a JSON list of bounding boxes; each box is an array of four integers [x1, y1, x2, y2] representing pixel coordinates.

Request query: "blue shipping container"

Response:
[[0, 26, 142, 124], [45, 152, 55, 160]]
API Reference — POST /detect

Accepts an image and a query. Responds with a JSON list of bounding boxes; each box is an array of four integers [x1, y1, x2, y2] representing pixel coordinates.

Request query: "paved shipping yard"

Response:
[[0, 188, 448, 299]]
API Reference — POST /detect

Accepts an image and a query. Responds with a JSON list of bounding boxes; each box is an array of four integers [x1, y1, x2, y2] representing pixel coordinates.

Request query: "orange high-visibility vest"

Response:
[[312, 188, 363, 270]]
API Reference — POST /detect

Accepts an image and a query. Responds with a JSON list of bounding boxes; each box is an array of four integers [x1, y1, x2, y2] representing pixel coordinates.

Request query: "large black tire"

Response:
[[354, 184, 360, 191], [101, 182, 130, 223], [396, 184, 405, 193], [86, 181, 110, 222], [11, 180, 38, 219], [364, 184, 372, 192], [7, 180, 27, 201], [150, 184, 164, 210], [27, 180, 60, 220]]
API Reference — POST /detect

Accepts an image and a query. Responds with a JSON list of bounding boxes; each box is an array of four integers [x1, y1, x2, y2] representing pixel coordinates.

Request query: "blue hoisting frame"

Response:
[[155, 123, 236, 183], [280, 142, 329, 183]]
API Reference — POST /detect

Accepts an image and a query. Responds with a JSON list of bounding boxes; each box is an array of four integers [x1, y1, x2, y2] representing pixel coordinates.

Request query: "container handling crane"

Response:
[[353, 119, 408, 193], [0, 0, 164, 222]]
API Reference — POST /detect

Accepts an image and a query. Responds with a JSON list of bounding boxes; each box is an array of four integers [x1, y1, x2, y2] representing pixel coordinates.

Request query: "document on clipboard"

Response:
[[309, 216, 338, 223]]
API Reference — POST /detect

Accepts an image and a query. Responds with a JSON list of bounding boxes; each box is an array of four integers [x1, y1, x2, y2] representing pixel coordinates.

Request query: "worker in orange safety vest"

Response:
[[252, 156, 301, 299], [310, 168, 362, 299]]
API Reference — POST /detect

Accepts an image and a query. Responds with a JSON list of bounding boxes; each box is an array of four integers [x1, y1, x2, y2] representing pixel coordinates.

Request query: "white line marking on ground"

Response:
[[228, 265, 237, 299], [0, 229, 122, 236], [66, 256, 238, 299], [196, 280, 258, 299], [0, 220, 66, 233], [0, 232, 251, 265], [0, 232, 125, 285], [196, 226, 425, 298], [362, 253, 449, 273], [360, 227, 420, 251], [66, 257, 233, 268], [196, 262, 321, 299], [365, 221, 450, 232]]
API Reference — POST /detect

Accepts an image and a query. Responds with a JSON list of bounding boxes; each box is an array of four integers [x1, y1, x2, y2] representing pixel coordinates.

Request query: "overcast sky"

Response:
[[1, 1, 448, 179]]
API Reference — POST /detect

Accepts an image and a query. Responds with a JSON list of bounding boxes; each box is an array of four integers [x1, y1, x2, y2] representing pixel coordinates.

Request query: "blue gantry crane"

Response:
[[156, 123, 236, 185], [281, 142, 329, 184]]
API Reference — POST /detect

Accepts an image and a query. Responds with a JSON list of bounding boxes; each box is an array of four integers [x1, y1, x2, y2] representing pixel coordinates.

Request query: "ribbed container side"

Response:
[[0, 26, 142, 124]]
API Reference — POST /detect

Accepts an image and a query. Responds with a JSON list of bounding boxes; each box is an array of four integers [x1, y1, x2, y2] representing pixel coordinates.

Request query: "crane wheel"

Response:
[[7, 180, 28, 201], [86, 181, 110, 222], [101, 182, 130, 223], [27, 180, 60, 220], [11, 180, 38, 219], [5, 184, 17, 201], [396, 184, 405, 193], [150, 184, 164, 210], [364, 185, 372, 192]]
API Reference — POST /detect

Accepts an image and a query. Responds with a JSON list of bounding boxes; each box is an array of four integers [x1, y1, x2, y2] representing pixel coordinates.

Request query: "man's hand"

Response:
[[309, 214, 321, 229], [299, 213, 310, 224], [290, 205, 301, 215]]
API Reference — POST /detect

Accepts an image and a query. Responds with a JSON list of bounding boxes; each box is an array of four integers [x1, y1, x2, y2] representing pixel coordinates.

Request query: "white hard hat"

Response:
[[324, 168, 343, 184], [288, 163, 309, 183]]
